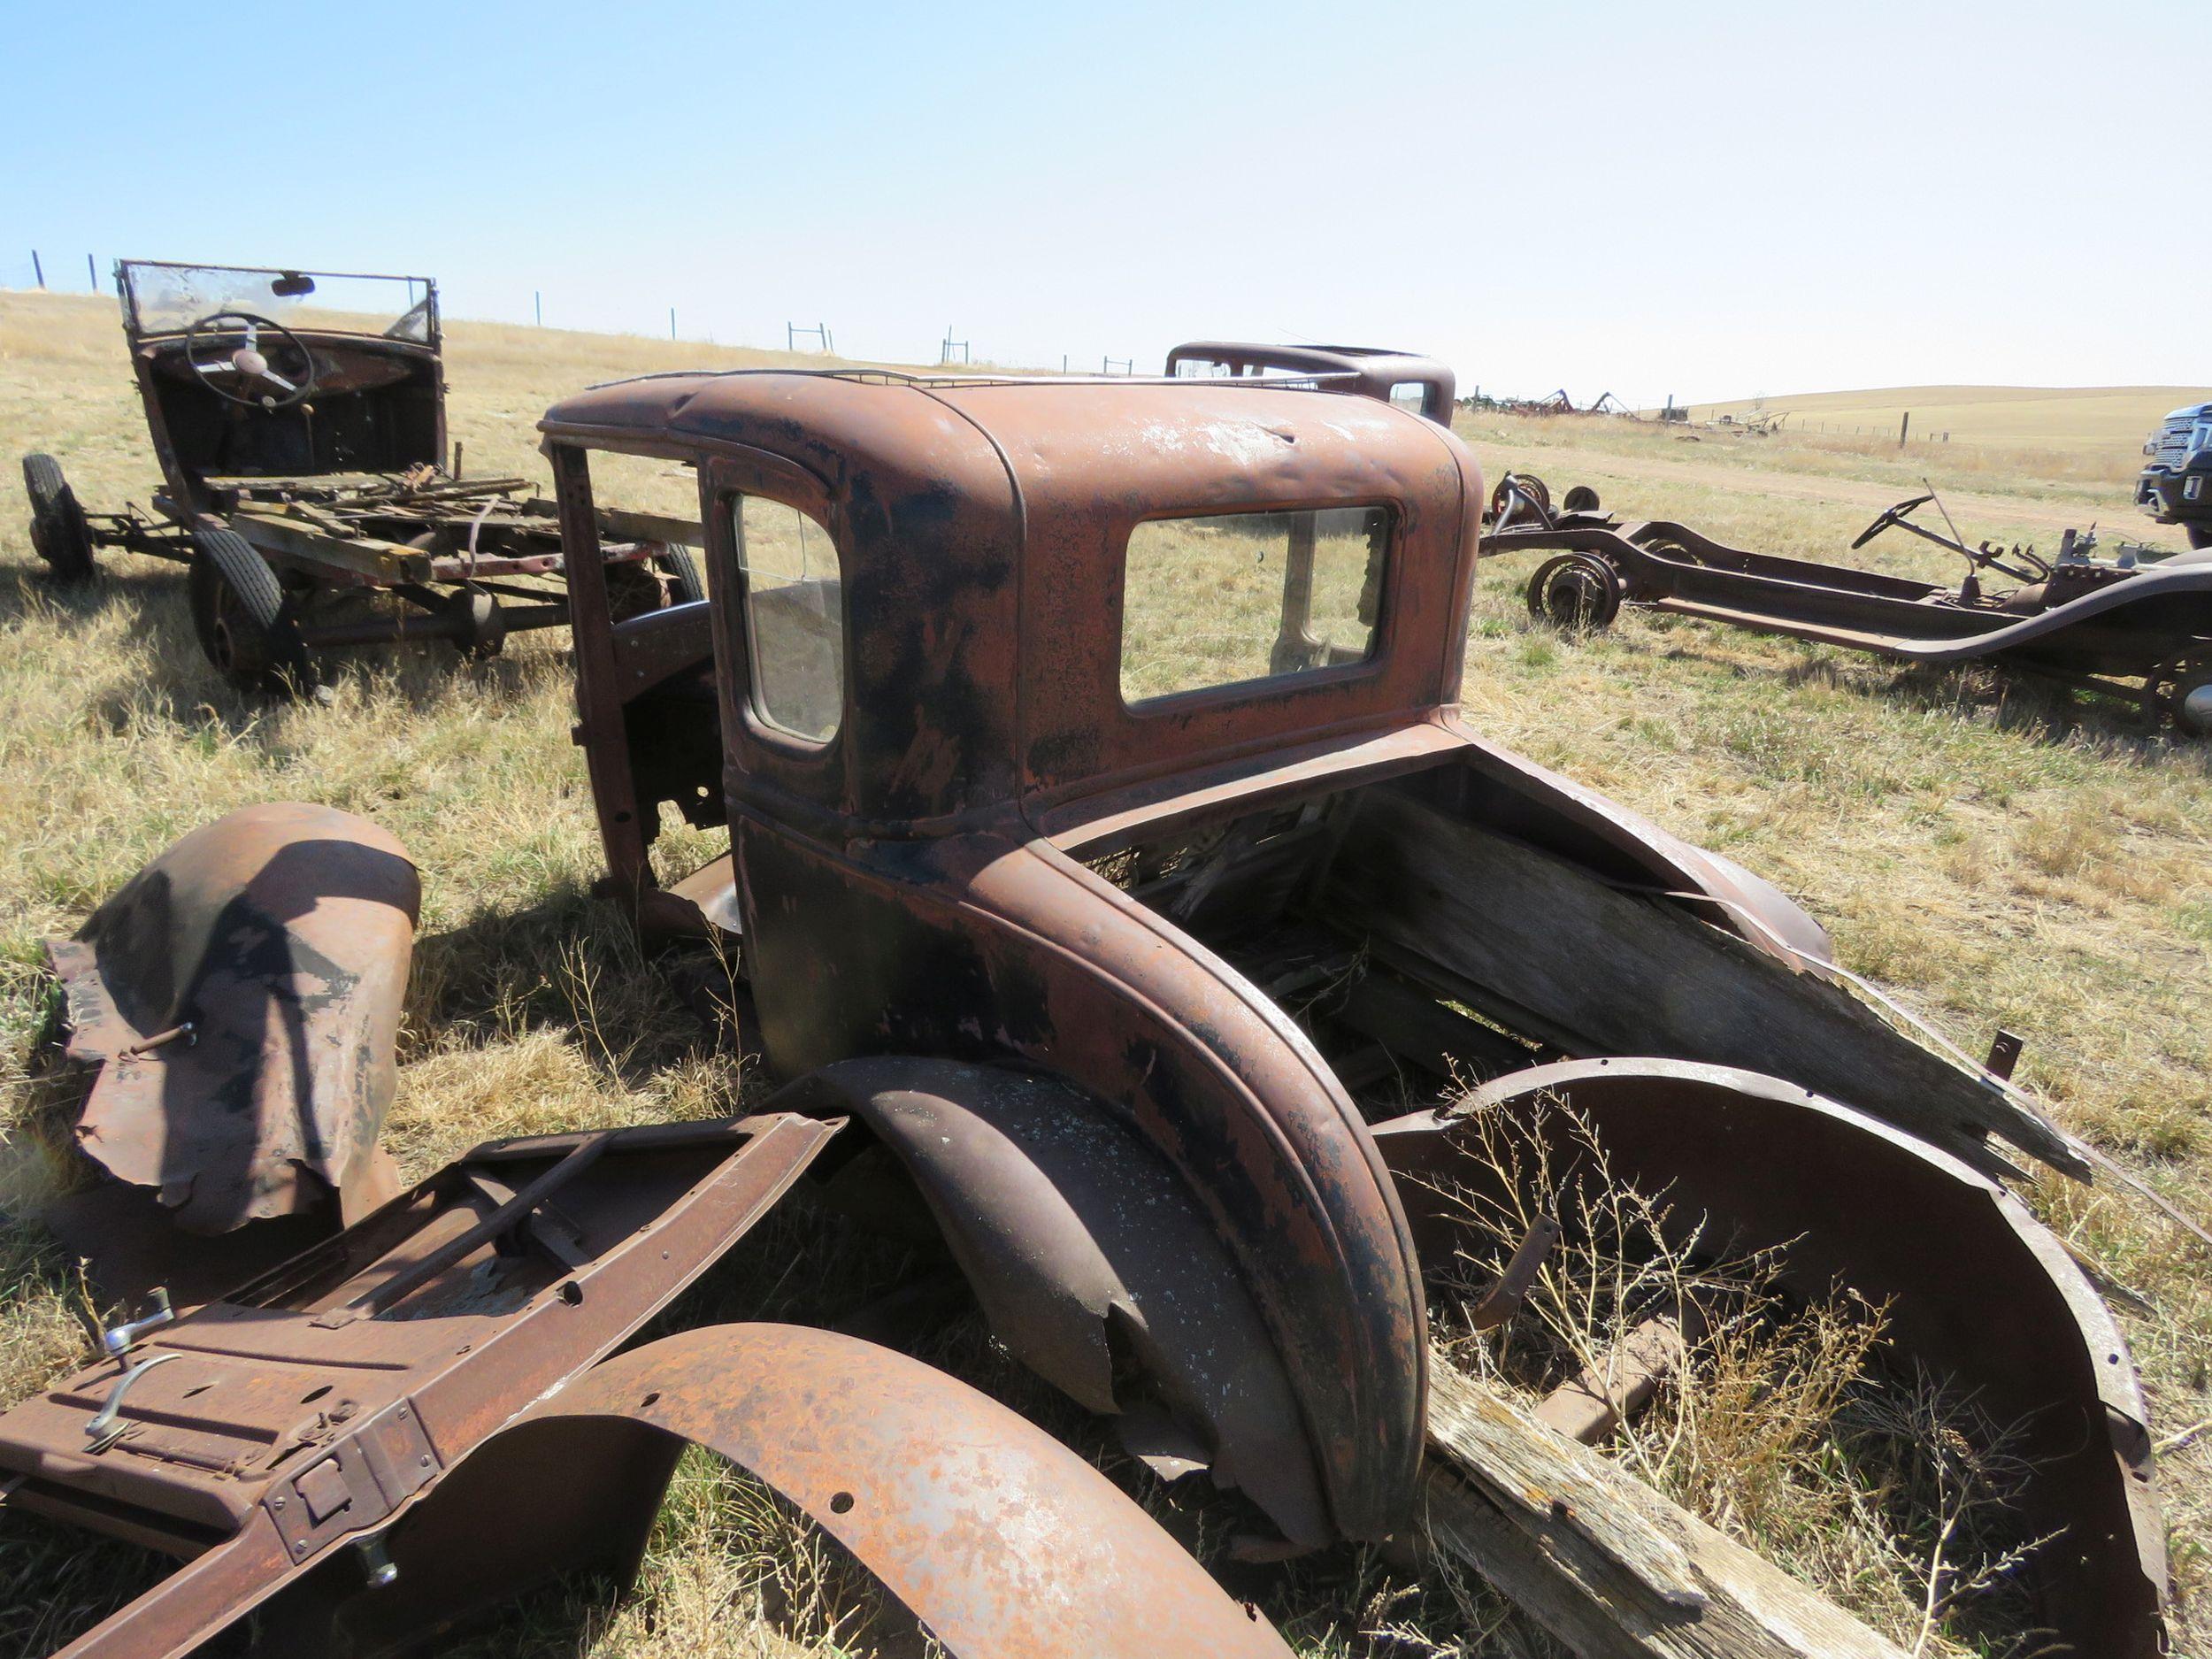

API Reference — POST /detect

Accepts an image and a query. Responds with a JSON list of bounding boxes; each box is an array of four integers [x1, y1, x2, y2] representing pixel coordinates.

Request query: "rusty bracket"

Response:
[[263, 1399, 441, 1567]]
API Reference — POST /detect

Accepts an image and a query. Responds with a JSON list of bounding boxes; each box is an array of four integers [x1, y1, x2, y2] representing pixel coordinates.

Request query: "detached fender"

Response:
[[45, 803, 419, 1232], [256, 1323, 1297, 1659], [1371, 1058, 2166, 1659]]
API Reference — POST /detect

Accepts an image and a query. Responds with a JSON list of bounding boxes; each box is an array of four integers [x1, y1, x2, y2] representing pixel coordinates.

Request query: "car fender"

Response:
[[739, 818, 1426, 1543], [250, 1323, 1299, 1659], [1371, 1058, 2166, 1659], [44, 802, 419, 1233], [789, 1056, 1333, 1544]]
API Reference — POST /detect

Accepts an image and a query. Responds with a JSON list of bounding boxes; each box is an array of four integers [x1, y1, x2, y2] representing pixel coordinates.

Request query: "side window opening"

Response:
[[731, 494, 843, 743], [1119, 505, 1392, 706], [1388, 381, 1431, 414]]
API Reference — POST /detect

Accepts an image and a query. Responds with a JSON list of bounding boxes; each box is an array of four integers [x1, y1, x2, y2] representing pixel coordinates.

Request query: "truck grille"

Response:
[[2153, 419, 2195, 467]]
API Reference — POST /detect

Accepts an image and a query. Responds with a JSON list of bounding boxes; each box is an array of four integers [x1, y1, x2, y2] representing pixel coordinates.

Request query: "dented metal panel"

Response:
[[46, 802, 419, 1233]]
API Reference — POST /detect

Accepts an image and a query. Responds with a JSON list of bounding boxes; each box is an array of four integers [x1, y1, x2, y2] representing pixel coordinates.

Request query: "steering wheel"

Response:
[[184, 311, 318, 409], [1849, 495, 1933, 550]]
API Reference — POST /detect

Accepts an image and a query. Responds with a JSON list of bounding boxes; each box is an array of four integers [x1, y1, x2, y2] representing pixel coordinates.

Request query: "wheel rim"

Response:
[[1550, 570, 1601, 626], [206, 578, 250, 672]]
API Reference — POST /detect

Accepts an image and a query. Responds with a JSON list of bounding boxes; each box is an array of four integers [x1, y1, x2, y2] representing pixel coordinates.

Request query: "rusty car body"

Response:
[[18, 261, 703, 688], [1165, 339, 1457, 424], [3, 369, 2172, 1655], [1489, 475, 2212, 733], [530, 367, 2164, 1649]]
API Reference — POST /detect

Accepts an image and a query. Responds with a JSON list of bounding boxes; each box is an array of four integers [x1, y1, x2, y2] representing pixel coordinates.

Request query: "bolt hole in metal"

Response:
[[300, 1385, 332, 1404], [558, 1281, 584, 1306], [639, 1391, 661, 1409], [828, 1491, 856, 1515]]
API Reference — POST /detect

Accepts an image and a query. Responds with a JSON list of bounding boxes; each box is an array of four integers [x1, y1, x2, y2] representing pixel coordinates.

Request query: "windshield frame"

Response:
[[118, 259, 441, 348]]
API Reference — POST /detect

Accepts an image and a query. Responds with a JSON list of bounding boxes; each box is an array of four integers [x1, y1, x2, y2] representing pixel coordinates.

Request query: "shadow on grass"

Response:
[[3, 555, 570, 743], [404, 880, 735, 1090], [1594, 612, 2192, 754]]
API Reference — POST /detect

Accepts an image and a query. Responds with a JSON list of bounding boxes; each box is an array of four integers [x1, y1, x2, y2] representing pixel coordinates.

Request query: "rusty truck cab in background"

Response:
[[1165, 340, 1458, 425]]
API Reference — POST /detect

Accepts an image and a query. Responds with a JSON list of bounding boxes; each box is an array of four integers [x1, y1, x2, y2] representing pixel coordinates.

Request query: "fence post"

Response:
[[670, 307, 677, 341], [534, 291, 542, 326], [88, 253, 97, 292], [1899, 411, 1910, 448], [31, 250, 44, 289]]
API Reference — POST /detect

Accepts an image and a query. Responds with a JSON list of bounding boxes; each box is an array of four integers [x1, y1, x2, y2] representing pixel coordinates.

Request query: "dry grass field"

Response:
[[1685, 384, 2207, 456], [0, 288, 2207, 1656]]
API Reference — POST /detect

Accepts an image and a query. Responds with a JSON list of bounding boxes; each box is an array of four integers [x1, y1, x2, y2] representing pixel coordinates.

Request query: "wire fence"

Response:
[[3, 251, 110, 294], [5, 252, 1148, 373]]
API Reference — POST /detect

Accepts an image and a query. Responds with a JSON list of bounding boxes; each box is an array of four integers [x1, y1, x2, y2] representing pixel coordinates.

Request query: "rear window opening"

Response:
[[1119, 505, 1391, 706]]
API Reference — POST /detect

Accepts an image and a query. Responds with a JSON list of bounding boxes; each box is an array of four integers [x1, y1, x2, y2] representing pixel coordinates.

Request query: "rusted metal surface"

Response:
[[245, 1322, 1298, 1658], [1372, 1059, 2167, 1658], [533, 371, 2125, 1581], [3, 1112, 837, 1658], [45, 803, 419, 1238], [1164, 340, 1457, 424], [1487, 480, 2212, 731], [792, 1056, 1333, 1544]]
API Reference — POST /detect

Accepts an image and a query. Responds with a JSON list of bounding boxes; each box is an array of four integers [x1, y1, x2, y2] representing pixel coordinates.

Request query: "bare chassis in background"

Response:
[[1491, 474, 2212, 734]]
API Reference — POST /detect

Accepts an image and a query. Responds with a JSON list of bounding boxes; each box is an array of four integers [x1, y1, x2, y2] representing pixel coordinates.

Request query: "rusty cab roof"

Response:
[[541, 371, 1481, 833]]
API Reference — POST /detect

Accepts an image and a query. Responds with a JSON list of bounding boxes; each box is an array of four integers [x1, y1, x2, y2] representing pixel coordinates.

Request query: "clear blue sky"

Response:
[[5, 0, 2206, 405]]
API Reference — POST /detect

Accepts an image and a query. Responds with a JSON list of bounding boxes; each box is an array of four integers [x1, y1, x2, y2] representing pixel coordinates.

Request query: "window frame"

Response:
[[697, 452, 850, 774], [718, 488, 847, 751], [1115, 499, 1399, 716]]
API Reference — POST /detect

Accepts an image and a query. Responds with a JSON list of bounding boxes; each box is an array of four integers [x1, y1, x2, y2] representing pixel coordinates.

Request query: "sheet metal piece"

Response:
[[9, 1113, 837, 1659], [253, 1323, 1299, 1658], [795, 1056, 1332, 1544], [46, 802, 419, 1233], [1371, 1059, 2167, 1659]]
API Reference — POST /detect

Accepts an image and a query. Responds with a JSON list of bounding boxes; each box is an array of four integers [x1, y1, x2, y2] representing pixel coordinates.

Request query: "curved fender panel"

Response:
[[1372, 1059, 2166, 1659], [741, 821, 1425, 1541], [45, 803, 419, 1232], [795, 1056, 1332, 1543], [258, 1324, 1297, 1659]]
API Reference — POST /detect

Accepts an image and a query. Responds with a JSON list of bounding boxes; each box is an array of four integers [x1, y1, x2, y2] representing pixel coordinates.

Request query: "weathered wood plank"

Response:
[[1321, 786, 2080, 1177], [1423, 1357, 1909, 1659]]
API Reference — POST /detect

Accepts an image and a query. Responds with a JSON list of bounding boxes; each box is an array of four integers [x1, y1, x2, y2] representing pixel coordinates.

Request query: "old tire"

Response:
[[1525, 552, 1623, 634], [604, 546, 705, 620], [189, 527, 312, 693], [660, 543, 706, 603], [23, 454, 96, 584], [1561, 484, 1602, 514]]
